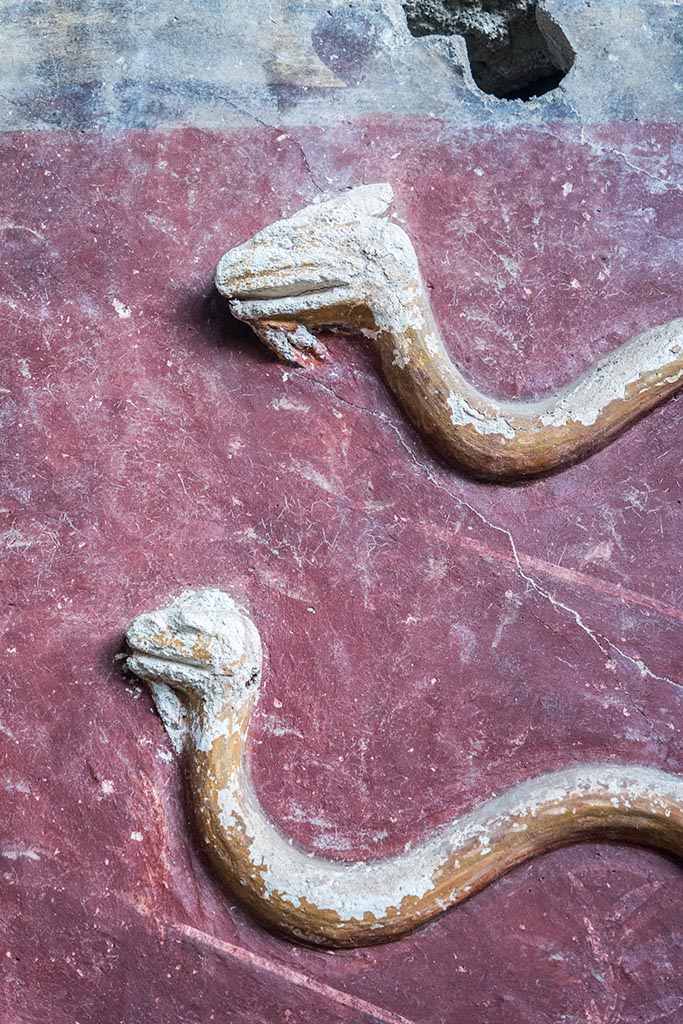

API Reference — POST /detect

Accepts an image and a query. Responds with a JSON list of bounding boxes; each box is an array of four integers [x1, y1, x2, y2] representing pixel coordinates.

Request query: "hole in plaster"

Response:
[[402, 0, 574, 100]]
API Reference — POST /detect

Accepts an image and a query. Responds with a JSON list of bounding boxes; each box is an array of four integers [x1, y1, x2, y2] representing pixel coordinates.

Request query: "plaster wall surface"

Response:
[[3, 3, 683, 1022]]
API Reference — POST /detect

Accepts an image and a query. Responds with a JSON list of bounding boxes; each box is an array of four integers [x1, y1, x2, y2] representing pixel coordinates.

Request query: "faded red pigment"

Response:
[[3, 122, 683, 1022]]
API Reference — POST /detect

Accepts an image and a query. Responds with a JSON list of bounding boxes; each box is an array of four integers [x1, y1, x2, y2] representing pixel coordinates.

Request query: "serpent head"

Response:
[[215, 183, 421, 365], [125, 589, 262, 707]]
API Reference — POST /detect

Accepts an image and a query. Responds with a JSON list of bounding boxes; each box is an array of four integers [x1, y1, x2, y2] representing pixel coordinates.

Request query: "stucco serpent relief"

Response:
[[122, 181, 683, 949], [125, 589, 683, 949], [216, 184, 683, 481]]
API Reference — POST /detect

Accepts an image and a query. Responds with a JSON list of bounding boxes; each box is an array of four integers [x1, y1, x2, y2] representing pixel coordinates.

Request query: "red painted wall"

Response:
[[3, 122, 683, 1022]]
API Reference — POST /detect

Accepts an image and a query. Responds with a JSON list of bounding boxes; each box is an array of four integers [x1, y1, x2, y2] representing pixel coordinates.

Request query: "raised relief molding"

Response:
[[126, 589, 683, 948], [216, 184, 683, 480]]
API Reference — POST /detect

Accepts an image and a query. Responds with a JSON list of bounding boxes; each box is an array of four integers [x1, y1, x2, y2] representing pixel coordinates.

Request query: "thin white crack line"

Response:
[[578, 124, 683, 194], [538, 122, 683, 194], [301, 372, 683, 694]]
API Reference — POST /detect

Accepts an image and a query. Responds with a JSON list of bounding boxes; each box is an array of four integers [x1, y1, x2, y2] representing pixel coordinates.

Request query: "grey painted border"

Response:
[[1, 0, 682, 132]]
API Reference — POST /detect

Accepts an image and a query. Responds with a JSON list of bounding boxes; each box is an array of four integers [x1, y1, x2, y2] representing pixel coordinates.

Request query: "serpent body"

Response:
[[126, 589, 683, 948], [216, 184, 683, 480]]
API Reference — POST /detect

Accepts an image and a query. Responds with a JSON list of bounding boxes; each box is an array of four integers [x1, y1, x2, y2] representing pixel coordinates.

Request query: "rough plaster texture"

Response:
[[3, 2, 683, 1022]]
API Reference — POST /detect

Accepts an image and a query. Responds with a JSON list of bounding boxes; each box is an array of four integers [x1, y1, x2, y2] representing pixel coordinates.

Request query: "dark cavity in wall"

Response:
[[402, 0, 574, 100]]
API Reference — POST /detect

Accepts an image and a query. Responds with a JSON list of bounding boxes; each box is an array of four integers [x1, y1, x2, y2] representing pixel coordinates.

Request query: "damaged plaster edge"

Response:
[[539, 319, 683, 428], [148, 681, 188, 754]]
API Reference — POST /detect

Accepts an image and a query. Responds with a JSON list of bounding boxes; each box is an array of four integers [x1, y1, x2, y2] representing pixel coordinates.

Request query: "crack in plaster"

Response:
[[214, 92, 326, 193], [539, 119, 683, 195], [578, 126, 683, 195], [299, 372, 683, 697]]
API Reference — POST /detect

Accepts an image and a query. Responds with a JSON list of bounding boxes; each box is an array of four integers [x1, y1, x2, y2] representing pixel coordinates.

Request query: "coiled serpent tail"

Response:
[[125, 589, 683, 949], [215, 183, 683, 481]]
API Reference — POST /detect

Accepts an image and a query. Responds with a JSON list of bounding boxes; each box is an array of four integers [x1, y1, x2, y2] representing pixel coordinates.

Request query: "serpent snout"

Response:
[[216, 242, 358, 304], [125, 590, 263, 700], [125, 611, 216, 690]]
